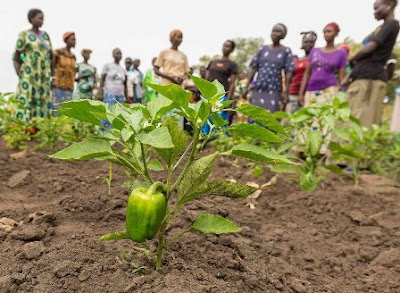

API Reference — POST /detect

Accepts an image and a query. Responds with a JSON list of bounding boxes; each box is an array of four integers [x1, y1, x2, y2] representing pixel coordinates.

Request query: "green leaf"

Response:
[[100, 231, 129, 241], [178, 152, 218, 201], [192, 214, 241, 234], [146, 83, 191, 108], [195, 100, 211, 122], [136, 127, 174, 149], [50, 138, 113, 161], [309, 130, 322, 157], [206, 180, 257, 198], [334, 128, 351, 141], [324, 164, 346, 175], [228, 123, 283, 143], [147, 158, 164, 171], [191, 75, 218, 99], [57, 100, 107, 126], [147, 96, 174, 121], [210, 112, 228, 128], [155, 117, 188, 165], [276, 141, 297, 154], [273, 111, 291, 119], [270, 164, 303, 174], [236, 104, 286, 135], [232, 143, 293, 164]]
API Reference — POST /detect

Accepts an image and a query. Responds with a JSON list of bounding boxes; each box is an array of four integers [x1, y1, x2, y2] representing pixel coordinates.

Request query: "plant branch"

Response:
[[166, 228, 191, 248], [140, 142, 154, 183], [172, 140, 194, 172], [171, 126, 200, 192]]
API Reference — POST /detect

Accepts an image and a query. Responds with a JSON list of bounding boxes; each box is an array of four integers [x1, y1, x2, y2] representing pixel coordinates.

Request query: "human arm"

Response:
[[349, 42, 379, 67], [13, 51, 22, 75], [243, 68, 257, 98], [99, 74, 106, 100], [350, 21, 399, 67], [153, 65, 182, 85], [298, 63, 312, 106], [228, 73, 237, 100], [386, 58, 397, 80]]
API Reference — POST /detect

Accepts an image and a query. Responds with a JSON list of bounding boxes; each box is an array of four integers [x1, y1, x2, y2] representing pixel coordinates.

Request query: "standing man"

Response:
[[131, 59, 144, 104], [346, 0, 399, 127]]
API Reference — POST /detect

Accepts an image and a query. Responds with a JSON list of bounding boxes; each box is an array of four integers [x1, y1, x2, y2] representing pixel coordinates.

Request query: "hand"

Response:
[[174, 77, 184, 85], [242, 88, 249, 99], [340, 74, 350, 91], [280, 92, 289, 105], [297, 95, 304, 107]]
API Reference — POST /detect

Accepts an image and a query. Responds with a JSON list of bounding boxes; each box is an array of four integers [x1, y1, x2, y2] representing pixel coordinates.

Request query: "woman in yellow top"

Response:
[[52, 32, 76, 105]]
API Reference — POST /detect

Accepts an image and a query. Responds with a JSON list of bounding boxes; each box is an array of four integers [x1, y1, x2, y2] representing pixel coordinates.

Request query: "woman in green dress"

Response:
[[13, 9, 53, 122], [73, 49, 97, 100]]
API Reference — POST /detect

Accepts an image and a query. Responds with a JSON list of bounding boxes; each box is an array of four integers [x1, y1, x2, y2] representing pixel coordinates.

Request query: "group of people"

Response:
[[13, 0, 400, 132]]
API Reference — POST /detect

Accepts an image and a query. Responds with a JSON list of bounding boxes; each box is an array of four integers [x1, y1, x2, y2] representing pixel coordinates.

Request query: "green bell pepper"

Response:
[[126, 182, 167, 243]]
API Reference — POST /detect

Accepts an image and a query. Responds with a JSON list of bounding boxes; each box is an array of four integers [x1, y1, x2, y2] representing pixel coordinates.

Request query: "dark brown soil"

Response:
[[0, 139, 399, 293]]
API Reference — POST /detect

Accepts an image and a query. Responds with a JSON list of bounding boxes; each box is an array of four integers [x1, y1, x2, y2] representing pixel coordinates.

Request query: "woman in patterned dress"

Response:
[[244, 23, 295, 113], [73, 49, 97, 100], [13, 9, 53, 122]]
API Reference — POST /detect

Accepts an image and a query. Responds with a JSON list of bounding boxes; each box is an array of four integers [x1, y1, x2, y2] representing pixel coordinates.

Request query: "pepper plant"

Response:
[[51, 76, 292, 269], [270, 94, 359, 191]]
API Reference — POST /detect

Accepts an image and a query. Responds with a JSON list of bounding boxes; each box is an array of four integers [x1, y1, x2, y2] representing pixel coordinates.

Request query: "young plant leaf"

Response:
[[146, 83, 191, 108], [178, 152, 218, 201], [147, 96, 175, 121], [136, 127, 174, 149], [232, 143, 293, 164], [206, 180, 257, 198], [191, 75, 217, 99], [210, 113, 228, 128], [235, 104, 286, 135], [100, 231, 129, 241], [50, 138, 113, 161], [147, 158, 164, 171], [308, 130, 322, 158], [192, 214, 241, 234], [155, 117, 188, 166], [228, 123, 284, 143]]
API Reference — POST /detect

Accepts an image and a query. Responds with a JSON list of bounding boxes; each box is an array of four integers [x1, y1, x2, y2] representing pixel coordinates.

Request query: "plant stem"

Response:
[[172, 140, 194, 172], [140, 142, 154, 183], [166, 228, 191, 248], [156, 216, 168, 270], [171, 127, 200, 191]]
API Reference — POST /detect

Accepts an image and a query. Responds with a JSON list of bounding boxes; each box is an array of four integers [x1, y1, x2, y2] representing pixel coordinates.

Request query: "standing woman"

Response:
[[154, 29, 189, 86], [203, 40, 238, 131], [245, 23, 295, 113], [100, 48, 127, 107], [346, 0, 399, 128], [13, 9, 53, 121], [52, 32, 76, 104], [73, 49, 97, 100], [287, 31, 317, 113], [299, 23, 347, 106]]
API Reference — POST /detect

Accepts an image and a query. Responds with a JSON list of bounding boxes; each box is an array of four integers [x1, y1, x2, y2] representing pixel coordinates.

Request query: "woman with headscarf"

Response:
[[346, 0, 399, 128], [299, 23, 347, 106], [286, 31, 317, 113], [245, 23, 295, 113], [13, 9, 53, 122], [52, 32, 76, 106], [73, 49, 97, 100], [154, 29, 189, 86]]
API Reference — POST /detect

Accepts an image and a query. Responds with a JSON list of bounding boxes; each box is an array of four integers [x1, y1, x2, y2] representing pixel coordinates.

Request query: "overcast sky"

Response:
[[1, 0, 397, 92]]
